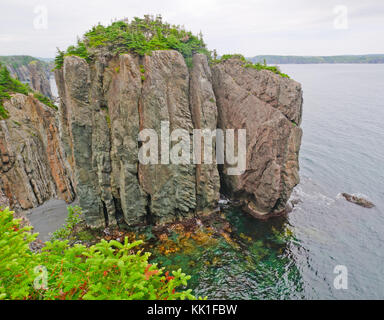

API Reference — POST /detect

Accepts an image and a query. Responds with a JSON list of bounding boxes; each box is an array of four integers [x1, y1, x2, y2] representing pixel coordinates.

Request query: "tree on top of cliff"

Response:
[[54, 15, 210, 69], [0, 62, 57, 119], [0, 62, 31, 119]]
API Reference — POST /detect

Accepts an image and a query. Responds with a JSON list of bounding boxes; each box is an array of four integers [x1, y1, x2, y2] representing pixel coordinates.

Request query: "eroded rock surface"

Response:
[[55, 52, 222, 227], [0, 93, 75, 210], [54, 52, 303, 227], [211, 58, 303, 218]]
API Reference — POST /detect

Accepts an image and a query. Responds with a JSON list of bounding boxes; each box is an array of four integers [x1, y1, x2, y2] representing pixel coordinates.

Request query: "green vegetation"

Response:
[[0, 62, 57, 118], [244, 62, 290, 78], [213, 54, 290, 78], [213, 53, 247, 63], [0, 56, 37, 70], [0, 207, 196, 300], [51, 206, 83, 241], [33, 92, 57, 110], [0, 62, 32, 119], [54, 15, 209, 70]]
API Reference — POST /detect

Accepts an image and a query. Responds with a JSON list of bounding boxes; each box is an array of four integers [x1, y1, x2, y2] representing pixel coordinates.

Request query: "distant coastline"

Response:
[[249, 54, 384, 64]]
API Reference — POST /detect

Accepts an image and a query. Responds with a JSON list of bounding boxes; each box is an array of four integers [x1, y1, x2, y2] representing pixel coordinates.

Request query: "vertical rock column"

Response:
[[139, 51, 197, 224], [56, 56, 105, 227], [104, 54, 148, 226], [189, 54, 220, 212]]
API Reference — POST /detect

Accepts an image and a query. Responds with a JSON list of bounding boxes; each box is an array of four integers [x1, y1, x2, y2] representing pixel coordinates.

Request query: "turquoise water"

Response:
[[152, 64, 384, 299]]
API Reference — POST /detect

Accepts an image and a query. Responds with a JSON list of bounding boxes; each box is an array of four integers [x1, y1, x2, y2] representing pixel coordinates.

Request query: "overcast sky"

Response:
[[1, 0, 384, 58]]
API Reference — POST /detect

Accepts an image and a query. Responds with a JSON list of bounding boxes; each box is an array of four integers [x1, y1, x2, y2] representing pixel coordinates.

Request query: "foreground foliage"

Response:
[[0, 207, 195, 300]]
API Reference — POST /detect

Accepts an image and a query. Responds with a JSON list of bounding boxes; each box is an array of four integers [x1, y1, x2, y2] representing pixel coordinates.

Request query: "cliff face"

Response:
[[55, 51, 303, 228], [0, 94, 75, 210], [212, 59, 302, 217], [1, 57, 53, 99], [55, 52, 221, 227]]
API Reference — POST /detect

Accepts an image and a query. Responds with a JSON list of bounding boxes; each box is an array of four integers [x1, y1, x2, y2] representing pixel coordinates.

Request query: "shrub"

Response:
[[212, 54, 290, 78], [0, 207, 196, 300], [0, 62, 32, 119], [244, 62, 290, 78], [54, 15, 210, 70], [51, 206, 83, 241]]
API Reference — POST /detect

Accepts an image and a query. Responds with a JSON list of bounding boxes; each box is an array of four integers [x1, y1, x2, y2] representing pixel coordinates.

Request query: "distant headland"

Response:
[[249, 54, 384, 64]]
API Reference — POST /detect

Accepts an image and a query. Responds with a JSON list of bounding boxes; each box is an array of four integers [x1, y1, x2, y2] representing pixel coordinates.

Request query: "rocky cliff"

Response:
[[55, 51, 221, 227], [0, 56, 53, 99], [212, 58, 302, 218], [55, 51, 302, 228], [0, 93, 75, 210]]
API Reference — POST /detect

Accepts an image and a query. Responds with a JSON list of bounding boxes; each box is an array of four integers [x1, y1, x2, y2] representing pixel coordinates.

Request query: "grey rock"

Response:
[[211, 57, 303, 218]]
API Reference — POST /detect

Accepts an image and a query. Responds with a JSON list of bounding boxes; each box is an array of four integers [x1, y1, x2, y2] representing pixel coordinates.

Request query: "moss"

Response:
[[105, 114, 111, 128], [114, 66, 120, 73], [141, 75, 146, 82]]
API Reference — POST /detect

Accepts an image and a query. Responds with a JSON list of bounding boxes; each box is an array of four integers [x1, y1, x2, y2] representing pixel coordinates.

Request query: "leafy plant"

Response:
[[51, 206, 83, 240], [0, 207, 197, 300]]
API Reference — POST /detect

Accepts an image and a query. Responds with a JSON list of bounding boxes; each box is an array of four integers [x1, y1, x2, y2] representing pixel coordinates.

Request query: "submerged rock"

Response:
[[341, 193, 375, 208]]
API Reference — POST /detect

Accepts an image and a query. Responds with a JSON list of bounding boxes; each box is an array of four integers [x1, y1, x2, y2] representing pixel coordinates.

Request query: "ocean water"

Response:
[[281, 64, 384, 299], [151, 64, 384, 300]]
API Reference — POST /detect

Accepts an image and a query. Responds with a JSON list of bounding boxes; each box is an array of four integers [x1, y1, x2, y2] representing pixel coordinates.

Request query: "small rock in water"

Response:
[[341, 193, 375, 208]]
